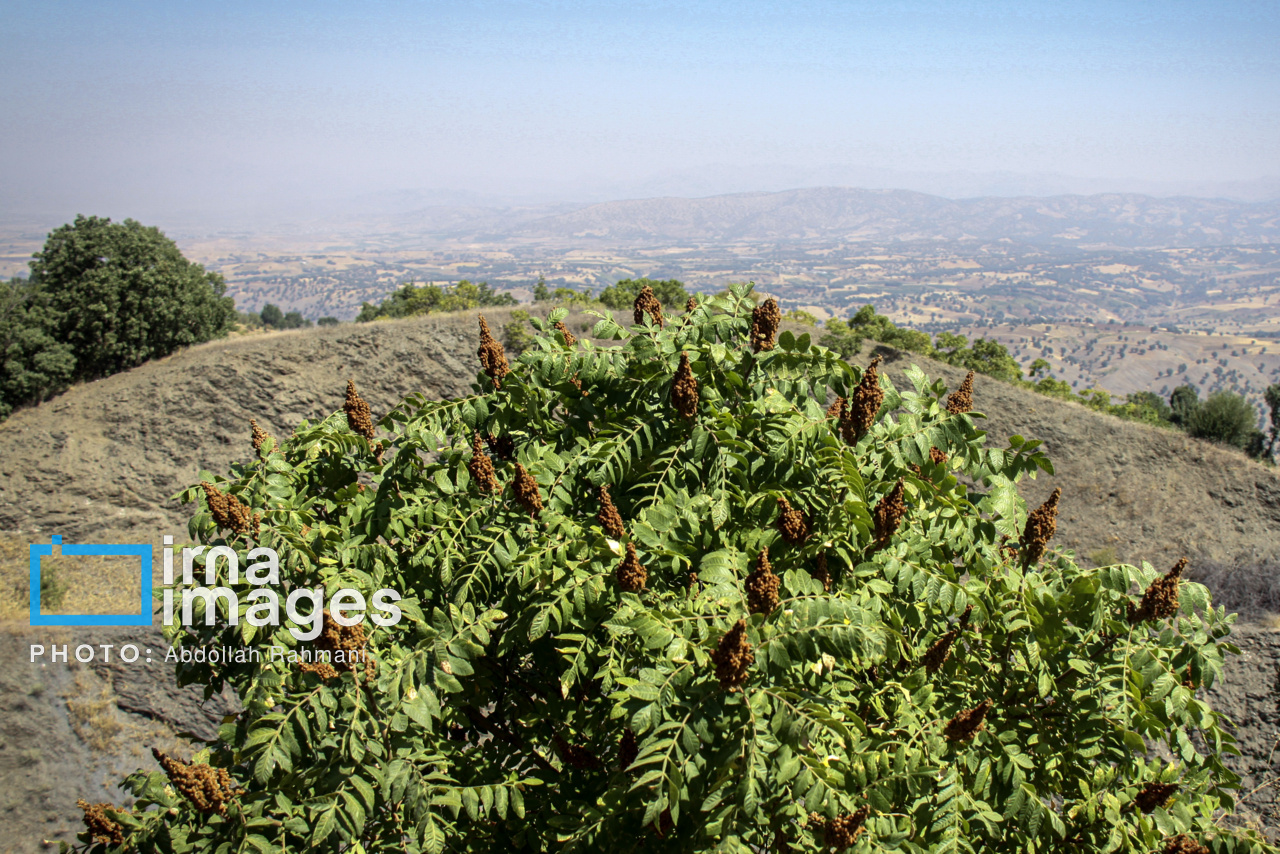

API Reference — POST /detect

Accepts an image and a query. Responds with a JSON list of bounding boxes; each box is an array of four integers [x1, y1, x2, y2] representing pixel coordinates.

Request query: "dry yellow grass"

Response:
[[0, 534, 143, 624], [64, 669, 123, 752]]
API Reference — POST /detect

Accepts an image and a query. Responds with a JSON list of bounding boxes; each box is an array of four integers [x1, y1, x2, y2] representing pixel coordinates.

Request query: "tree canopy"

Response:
[[0, 277, 75, 418], [29, 215, 237, 380], [87, 284, 1271, 854], [1, 215, 236, 418]]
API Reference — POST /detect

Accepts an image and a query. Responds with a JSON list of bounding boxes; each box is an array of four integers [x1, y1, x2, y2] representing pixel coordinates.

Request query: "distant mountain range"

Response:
[[504, 188, 1280, 246], [569, 164, 1280, 206], [263, 187, 1280, 248]]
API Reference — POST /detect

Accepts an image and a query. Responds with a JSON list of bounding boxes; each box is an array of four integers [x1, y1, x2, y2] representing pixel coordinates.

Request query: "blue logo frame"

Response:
[[29, 535, 153, 626]]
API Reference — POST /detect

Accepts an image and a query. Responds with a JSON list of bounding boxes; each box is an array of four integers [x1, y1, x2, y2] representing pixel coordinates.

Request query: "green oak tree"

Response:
[[28, 215, 236, 380]]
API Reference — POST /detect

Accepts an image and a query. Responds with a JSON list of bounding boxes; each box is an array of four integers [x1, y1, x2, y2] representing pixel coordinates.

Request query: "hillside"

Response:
[[2, 308, 1276, 573], [2, 309, 1280, 850]]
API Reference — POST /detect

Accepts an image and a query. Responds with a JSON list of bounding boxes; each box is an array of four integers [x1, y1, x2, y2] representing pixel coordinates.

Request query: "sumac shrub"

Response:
[[89, 284, 1272, 853]]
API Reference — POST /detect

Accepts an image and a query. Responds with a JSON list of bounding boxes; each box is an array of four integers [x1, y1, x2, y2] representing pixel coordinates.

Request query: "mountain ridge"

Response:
[[506, 186, 1280, 246], [119, 186, 1280, 247]]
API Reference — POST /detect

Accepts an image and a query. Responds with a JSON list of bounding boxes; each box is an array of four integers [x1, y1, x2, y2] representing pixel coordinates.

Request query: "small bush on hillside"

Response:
[[259, 304, 312, 329], [1125, 391, 1174, 425], [1170, 385, 1201, 427], [825, 308, 1022, 383], [357, 280, 517, 321], [90, 284, 1273, 854], [1184, 391, 1263, 450], [597, 277, 689, 311], [503, 309, 538, 355], [259, 303, 284, 328], [818, 317, 863, 359]]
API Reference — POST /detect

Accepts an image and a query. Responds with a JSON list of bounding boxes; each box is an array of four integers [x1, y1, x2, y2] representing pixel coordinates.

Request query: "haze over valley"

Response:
[[7, 185, 1278, 417]]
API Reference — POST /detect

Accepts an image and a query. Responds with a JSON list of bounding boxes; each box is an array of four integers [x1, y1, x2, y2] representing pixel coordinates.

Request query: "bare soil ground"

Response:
[[0, 310, 1278, 851]]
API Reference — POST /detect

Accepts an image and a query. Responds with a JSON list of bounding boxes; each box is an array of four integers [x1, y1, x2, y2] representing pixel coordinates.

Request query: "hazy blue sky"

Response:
[[2, 0, 1278, 218]]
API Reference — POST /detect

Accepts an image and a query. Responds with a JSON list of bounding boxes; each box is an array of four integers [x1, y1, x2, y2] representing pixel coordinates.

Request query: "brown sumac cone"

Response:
[[943, 699, 992, 742], [958, 604, 974, 629], [552, 734, 602, 771], [298, 658, 339, 681], [711, 618, 754, 691], [685, 295, 698, 313], [946, 371, 975, 415], [1128, 558, 1188, 625], [250, 419, 271, 457], [598, 484, 626, 539], [811, 551, 832, 592], [201, 480, 229, 524], [1020, 488, 1061, 566], [616, 542, 647, 593], [670, 352, 699, 419], [298, 609, 377, 682], [77, 799, 125, 847], [553, 320, 577, 347], [152, 748, 240, 815], [822, 806, 871, 849], [484, 432, 515, 460], [477, 315, 511, 388], [201, 481, 260, 537], [618, 728, 638, 772], [1135, 782, 1179, 813], [922, 628, 961, 674], [776, 497, 810, 545], [1161, 834, 1210, 854], [468, 433, 501, 494], [872, 479, 907, 546], [633, 285, 664, 327], [511, 463, 543, 516], [826, 395, 845, 421], [929, 446, 949, 466], [344, 379, 376, 441], [841, 356, 884, 442], [749, 298, 781, 352], [745, 548, 780, 615]]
